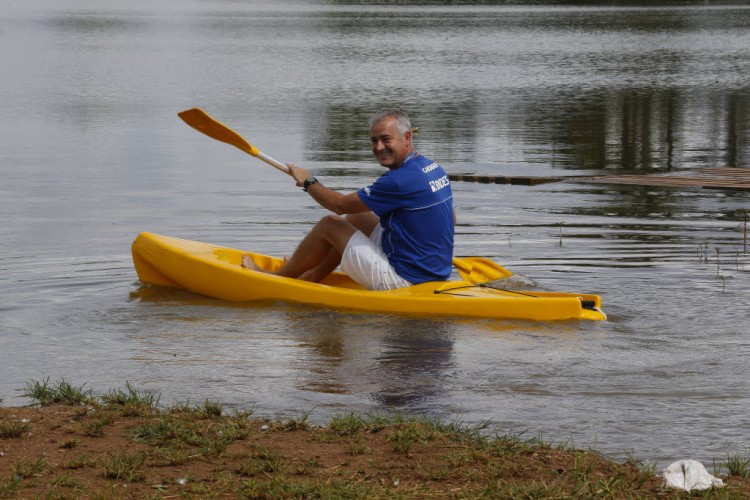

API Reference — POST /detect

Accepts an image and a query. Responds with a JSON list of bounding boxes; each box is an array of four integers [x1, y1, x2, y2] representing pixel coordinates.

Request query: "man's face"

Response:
[[370, 116, 412, 169]]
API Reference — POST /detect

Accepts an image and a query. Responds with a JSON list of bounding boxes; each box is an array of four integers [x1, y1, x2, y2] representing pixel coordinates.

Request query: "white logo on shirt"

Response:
[[429, 175, 450, 192]]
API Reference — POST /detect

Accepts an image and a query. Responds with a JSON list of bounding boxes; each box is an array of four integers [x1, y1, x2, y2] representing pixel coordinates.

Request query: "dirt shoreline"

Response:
[[2, 400, 748, 498]]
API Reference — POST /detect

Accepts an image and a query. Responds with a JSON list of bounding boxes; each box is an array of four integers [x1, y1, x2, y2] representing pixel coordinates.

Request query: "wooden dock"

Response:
[[448, 174, 561, 186], [448, 168, 750, 192]]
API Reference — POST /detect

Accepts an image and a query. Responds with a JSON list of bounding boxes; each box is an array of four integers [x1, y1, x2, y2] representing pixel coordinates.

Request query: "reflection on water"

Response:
[[514, 89, 749, 171], [309, 86, 749, 171], [277, 312, 460, 411], [1, 1, 749, 469], [300, 6, 750, 170], [372, 322, 457, 409]]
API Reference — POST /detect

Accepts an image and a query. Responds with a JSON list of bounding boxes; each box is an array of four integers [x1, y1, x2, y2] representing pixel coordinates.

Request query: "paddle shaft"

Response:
[[255, 151, 290, 175]]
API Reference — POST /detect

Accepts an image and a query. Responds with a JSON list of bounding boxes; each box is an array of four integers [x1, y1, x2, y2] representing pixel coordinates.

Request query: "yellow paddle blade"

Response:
[[178, 108, 260, 157], [453, 256, 513, 284], [178, 108, 290, 175]]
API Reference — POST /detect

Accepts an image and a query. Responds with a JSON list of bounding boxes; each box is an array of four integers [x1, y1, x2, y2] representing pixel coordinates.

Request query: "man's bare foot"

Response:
[[241, 254, 263, 271]]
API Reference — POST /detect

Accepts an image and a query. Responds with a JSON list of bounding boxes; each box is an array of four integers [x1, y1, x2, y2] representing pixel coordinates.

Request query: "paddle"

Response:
[[177, 107, 291, 175], [177, 107, 512, 285], [452, 256, 512, 284]]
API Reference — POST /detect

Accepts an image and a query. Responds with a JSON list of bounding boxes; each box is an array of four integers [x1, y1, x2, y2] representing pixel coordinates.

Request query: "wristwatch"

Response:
[[303, 176, 319, 192]]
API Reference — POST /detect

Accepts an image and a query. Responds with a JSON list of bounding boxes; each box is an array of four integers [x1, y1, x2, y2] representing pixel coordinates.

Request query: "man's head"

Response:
[[369, 108, 414, 169]]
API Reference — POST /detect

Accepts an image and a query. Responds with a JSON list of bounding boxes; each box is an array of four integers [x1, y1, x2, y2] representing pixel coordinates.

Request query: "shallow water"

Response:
[[1, 1, 749, 468]]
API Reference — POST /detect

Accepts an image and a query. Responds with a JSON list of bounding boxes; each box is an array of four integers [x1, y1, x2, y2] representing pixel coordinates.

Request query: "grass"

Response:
[[236, 446, 286, 476], [726, 452, 750, 477], [0, 418, 30, 438], [58, 438, 78, 449], [387, 422, 435, 454], [99, 381, 160, 416], [129, 409, 250, 457], [10, 456, 50, 479], [0, 477, 21, 497], [80, 409, 117, 437], [329, 411, 367, 436], [1, 378, 749, 498], [21, 377, 95, 406], [347, 438, 370, 456], [102, 450, 147, 482]]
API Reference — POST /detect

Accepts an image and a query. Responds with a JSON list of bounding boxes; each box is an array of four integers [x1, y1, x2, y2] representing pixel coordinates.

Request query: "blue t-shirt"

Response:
[[357, 153, 454, 284]]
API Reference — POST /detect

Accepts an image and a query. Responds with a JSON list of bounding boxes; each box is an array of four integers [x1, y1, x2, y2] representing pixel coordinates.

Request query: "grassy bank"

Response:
[[0, 378, 747, 498]]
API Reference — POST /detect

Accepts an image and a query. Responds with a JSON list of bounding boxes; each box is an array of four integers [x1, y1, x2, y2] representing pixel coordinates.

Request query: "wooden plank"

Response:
[[449, 167, 750, 191], [448, 174, 560, 186], [697, 167, 750, 178], [577, 175, 750, 191]]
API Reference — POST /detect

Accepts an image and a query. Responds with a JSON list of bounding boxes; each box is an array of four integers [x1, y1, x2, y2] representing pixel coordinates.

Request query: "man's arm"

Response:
[[286, 163, 370, 215], [307, 183, 369, 215]]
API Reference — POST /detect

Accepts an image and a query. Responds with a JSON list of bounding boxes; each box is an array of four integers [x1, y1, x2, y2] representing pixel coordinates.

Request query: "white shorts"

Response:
[[340, 225, 412, 291]]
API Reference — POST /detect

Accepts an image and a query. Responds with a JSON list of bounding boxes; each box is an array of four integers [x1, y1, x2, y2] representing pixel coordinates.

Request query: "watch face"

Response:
[[303, 176, 318, 191]]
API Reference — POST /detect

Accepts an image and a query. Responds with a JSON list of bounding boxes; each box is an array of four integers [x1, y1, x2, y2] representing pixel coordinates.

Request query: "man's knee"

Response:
[[316, 214, 348, 231], [314, 215, 357, 251]]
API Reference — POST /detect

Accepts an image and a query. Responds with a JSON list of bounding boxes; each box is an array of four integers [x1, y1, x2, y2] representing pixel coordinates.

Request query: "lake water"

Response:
[[1, 1, 749, 469]]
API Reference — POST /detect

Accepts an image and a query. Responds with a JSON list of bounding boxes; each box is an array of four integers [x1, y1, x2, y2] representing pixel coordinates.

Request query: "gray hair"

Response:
[[368, 108, 412, 135]]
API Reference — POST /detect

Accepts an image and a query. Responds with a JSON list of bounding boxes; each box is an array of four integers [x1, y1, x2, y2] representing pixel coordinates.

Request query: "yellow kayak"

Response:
[[131, 232, 606, 322]]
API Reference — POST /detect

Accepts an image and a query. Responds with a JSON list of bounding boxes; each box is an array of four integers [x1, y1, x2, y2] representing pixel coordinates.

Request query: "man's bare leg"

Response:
[[243, 213, 377, 281], [297, 248, 340, 282], [244, 215, 356, 280], [296, 212, 380, 282]]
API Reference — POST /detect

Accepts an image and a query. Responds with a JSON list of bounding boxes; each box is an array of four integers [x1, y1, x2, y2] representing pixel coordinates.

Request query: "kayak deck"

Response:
[[131, 232, 606, 321]]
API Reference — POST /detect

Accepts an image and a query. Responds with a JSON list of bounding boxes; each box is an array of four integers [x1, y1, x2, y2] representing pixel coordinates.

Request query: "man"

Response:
[[243, 108, 454, 290]]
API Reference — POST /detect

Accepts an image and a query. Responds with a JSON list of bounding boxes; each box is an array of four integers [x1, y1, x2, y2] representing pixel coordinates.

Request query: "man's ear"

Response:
[[403, 130, 412, 146]]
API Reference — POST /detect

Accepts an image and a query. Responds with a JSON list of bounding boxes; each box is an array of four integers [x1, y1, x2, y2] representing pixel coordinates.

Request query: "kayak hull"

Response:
[[131, 232, 606, 322]]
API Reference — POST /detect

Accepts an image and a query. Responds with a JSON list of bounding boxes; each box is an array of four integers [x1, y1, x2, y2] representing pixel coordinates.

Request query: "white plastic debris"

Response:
[[662, 460, 724, 492]]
